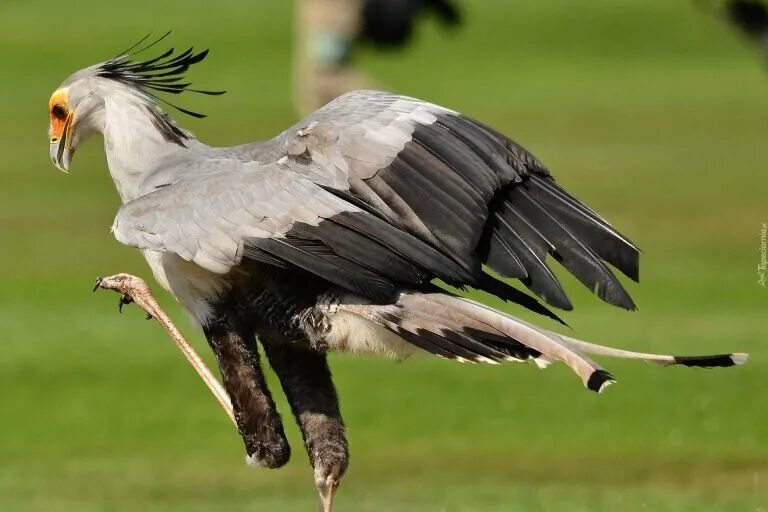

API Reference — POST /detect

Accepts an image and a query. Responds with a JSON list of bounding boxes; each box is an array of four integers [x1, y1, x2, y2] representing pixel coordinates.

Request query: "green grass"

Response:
[[0, 1, 766, 510]]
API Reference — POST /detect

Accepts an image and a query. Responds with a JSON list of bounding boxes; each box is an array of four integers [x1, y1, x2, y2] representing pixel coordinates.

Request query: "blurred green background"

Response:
[[0, 1, 766, 511]]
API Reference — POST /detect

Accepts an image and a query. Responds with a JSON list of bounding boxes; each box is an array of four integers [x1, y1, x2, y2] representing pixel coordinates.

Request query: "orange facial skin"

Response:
[[48, 89, 71, 144]]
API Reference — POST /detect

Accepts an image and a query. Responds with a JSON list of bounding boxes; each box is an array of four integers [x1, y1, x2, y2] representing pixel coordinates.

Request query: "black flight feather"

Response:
[[492, 205, 573, 310], [507, 186, 636, 310], [410, 123, 499, 200], [480, 229, 529, 279], [435, 115, 523, 183], [525, 175, 640, 282], [246, 236, 398, 303], [329, 211, 474, 285], [288, 220, 428, 285]]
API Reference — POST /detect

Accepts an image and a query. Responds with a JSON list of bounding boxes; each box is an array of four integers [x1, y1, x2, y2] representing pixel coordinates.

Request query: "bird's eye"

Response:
[[51, 104, 68, 121]]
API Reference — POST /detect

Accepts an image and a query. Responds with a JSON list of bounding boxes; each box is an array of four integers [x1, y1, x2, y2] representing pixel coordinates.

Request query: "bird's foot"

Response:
[[316, 463, 341, 512], [244, 432, 292, 469], [93, 274, 156, 319], [91, 273, 237, 425], [308, 426, 348, 512]]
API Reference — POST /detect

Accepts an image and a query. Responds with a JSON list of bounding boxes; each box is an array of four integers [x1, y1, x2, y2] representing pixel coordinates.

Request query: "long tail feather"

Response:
[[343, 291, 747, 395], [560, 336, 748, 367], [406, 293, 615, 392], [400, 293, 540, 363]]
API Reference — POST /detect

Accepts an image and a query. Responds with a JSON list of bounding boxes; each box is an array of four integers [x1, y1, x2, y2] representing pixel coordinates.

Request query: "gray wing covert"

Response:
[[112, 162, 472, 303], [112, 164, 350, 273]]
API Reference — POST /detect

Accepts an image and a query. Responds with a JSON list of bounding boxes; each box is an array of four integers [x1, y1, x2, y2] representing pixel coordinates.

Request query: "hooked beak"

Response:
[[50, 112, 74, 172]]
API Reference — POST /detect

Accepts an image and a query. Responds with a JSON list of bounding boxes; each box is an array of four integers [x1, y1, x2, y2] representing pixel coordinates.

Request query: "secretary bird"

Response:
[[47, 36, 746, 511]]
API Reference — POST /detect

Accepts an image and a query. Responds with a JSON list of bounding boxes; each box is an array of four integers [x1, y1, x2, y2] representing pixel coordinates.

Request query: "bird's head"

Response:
[[48, 68, 106, 172], [47, 33, 224, 173]]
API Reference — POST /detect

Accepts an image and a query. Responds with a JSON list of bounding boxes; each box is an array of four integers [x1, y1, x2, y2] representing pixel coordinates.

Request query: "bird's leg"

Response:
[[93, 273, 235, 423], [260, 337, 348, 512], [94, 273, 290, 468], [203, 320, 291, 469]]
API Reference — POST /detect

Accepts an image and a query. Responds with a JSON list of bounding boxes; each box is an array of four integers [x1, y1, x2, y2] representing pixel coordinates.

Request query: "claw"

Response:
[[118, 294, 133, 313]]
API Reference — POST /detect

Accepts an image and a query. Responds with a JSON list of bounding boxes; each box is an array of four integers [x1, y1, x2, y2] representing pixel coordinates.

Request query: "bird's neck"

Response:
[[102, 96, 194, 203]]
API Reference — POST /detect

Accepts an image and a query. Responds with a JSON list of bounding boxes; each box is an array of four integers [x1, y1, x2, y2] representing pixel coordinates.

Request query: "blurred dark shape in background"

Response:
[[294, 0, 365, 115], [699, 0, 768, 58], [724, 0, 768, 40], [293, 0, 462, 115], [359, 0, 462, 49]]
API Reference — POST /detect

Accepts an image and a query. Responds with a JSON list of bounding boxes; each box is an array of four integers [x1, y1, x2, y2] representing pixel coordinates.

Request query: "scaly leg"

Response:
[[93, 273, 235, 422]]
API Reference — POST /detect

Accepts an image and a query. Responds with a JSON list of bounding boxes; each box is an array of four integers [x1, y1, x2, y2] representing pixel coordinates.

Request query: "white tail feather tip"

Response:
[[597, 379, 616, 394], [731, 353, 749, 365]]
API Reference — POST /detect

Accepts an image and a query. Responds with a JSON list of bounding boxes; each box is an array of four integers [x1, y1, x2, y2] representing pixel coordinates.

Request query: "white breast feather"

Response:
[[142, 250, 229, 325]]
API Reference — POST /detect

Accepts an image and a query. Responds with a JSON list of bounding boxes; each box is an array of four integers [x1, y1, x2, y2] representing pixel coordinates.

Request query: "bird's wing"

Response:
[[112, 162, 477, 303], [255, 90, 639, 310]]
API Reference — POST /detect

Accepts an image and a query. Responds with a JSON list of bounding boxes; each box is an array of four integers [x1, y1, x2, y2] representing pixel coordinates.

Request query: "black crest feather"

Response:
[[96, 31, 225, 119]]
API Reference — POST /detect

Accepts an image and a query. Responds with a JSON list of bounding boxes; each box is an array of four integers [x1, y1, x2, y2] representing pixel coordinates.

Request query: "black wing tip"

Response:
[[613, 295, 638, 312], [476, 273, 569, 326], [542, 290, 574, 311], [523, 173, 642, 286], [593, 277, 637, 311], [674, 353, 749, 368], [628, 256, 640, 282], [587, 369, 616, 393], [620, 255, 640, 283]]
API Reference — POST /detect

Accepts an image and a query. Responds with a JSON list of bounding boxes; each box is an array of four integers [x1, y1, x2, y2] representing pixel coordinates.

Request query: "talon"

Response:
[[92, 277, 103, 292], [118, 294, 133, 313]]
